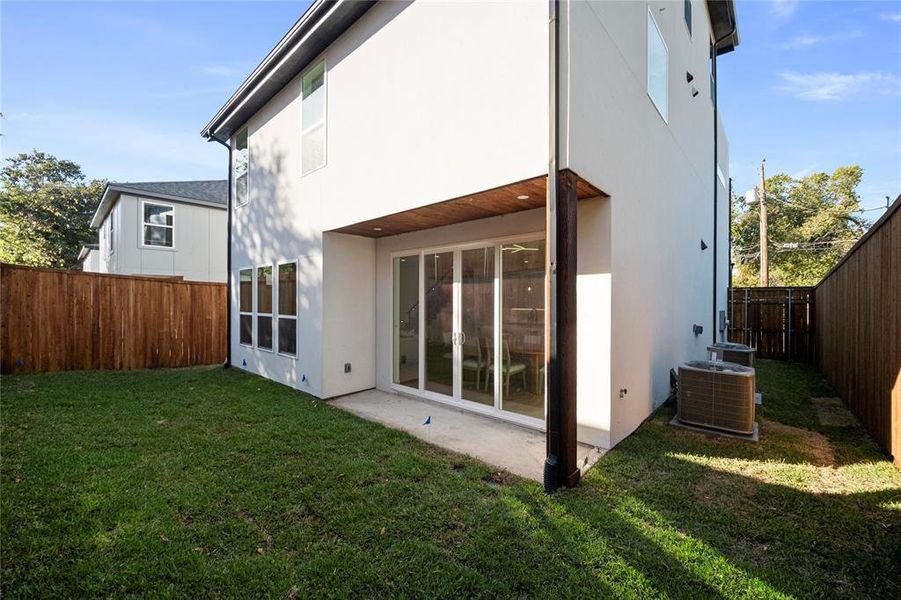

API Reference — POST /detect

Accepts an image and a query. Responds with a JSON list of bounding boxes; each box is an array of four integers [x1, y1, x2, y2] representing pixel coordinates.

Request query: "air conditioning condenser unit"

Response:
[[678, 360, 756, 435]]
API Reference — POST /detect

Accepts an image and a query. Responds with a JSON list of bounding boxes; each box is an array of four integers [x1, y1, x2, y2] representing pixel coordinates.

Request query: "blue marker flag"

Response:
[[423, 416, 431, 426]]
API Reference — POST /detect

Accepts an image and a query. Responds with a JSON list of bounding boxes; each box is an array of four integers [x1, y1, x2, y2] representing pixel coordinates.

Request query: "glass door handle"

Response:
[[459, 331, 466, 345]]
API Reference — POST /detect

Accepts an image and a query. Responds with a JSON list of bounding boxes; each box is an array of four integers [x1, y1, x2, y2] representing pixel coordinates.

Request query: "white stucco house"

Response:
[[87, 180, 228, 282], [201, 0, 739, 460]]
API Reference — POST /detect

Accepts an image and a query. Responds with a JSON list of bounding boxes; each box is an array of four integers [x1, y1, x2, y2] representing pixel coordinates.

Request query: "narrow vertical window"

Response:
[[234, 128, 249, 207], [142, 202, 174, 247], [684, 0, 692, 36], [107, 212, 115, 256], [277, 262, 297, 355], [257, 265, 273, 350], [301, 60, 326, 174], [647, 9, 669, 122], [239, 268, 253, 346]]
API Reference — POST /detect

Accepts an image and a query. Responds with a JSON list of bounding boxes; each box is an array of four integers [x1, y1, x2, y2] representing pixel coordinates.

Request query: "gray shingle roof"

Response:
[[113, 180, 228, 206]]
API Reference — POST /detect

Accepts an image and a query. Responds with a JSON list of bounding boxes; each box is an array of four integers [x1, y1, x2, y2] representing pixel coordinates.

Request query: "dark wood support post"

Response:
[[545, 168, 580, 491]]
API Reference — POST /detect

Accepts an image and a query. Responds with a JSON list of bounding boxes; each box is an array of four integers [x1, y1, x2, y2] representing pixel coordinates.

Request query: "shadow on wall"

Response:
[[232, 144, 324, 394]]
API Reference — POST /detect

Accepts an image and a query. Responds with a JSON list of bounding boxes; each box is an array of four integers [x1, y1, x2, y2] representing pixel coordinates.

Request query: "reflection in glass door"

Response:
[[424, 252, 455, 396], [499, 239, 546, 418], [460, 247, 495, 406], [392, 237, 545, 423], [392, 255, 420, 389]]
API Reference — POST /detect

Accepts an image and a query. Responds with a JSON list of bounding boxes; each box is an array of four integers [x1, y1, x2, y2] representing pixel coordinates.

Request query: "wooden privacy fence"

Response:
[[1, 264, 226, 374], [727, 286, 815, 362], [814, 197, 900, 467]]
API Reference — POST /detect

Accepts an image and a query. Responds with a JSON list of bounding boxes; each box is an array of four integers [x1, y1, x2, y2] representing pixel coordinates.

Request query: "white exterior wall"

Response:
[[227, 0, 732, 450], [561, 0, 731, 446], [96, 194, 226, 282], [81, 249, 100, 273], [231, 0, 547, 399]]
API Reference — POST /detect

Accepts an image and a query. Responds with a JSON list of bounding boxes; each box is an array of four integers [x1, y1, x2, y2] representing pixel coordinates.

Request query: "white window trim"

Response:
[[276, 260, 298, 357], [238, 267, 254, 348], [300, 58, 327, 176], [139, 200, 176, 250], [233, 127, 250, 208], [647, 8, 669, 124], [256, 264, 274, 352]]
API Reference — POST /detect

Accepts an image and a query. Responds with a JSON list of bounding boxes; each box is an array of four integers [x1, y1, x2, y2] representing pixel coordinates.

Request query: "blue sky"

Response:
[[2, 0, 899, 214]]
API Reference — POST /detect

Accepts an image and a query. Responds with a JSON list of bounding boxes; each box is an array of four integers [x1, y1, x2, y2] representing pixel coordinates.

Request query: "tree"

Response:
[[0, 151, 106, 269], [731, 166, 868, 287]]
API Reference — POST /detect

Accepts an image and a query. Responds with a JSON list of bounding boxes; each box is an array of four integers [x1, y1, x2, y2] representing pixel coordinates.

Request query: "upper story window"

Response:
[[684, 0, 692, 36], [107, 210, 115, 256], [647, 9, 669, 122], [301, 60, 326, 174], [234, 127, 249, 207], [142, 202, 174, 248]]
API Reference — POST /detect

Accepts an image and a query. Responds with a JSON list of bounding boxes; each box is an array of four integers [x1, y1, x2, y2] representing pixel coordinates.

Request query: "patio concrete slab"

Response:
[[330, 389, 605, 482]]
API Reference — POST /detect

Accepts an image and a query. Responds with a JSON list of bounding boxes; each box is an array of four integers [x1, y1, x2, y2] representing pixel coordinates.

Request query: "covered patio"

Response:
[[331, 388, 604, 481]]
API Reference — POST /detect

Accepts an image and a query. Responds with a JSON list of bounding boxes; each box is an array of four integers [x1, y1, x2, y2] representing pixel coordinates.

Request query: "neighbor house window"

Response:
[[142, 202, 174, 247], [647, 9, 668, 122], [107, 211, 115, 256], [257, 265, 273, 350], [301, 60, 326, 174], [239, 268, 253, 346], [684, 0, 692, 36], [234, 127, 249, 207], [277, 262, 297, 355]]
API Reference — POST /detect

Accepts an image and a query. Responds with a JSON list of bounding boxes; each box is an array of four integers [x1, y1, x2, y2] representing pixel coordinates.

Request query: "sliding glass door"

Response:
[[391, 237, 544, 422]]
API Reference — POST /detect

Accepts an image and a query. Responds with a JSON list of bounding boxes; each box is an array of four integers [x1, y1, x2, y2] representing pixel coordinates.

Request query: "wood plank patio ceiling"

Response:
[[330, 171, 605, 238]]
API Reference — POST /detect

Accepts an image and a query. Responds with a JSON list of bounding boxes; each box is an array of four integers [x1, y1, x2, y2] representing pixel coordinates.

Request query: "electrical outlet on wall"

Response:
[[344, 363, 352, 373]]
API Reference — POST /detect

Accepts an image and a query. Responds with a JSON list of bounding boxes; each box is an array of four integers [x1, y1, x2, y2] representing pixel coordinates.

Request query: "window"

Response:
[[709, 41, 716, 104], [277, 262, 297, 355], [142, 202, 174, 247], [647, 9, 668, 122], [239, 268, 253, 346], [684, 0, 692, 36], [234, 128, 249, 207], [256, 265, 273, 350], [301, 60, 326, 174], [107, 211, 115, 256]]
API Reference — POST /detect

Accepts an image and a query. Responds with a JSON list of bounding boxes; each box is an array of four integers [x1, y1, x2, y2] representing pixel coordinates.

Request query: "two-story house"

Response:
[[201, 0, 739, 462], [88, 180, 228, 282]]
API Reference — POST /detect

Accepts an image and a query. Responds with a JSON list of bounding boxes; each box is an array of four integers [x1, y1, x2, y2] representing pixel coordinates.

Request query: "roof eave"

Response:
[[201, 0, 376, 143], [89, 185, 226, 230], [708, 0, 740, 55]]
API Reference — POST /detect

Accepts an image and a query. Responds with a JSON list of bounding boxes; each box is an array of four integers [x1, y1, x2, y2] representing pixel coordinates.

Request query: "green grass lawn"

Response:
[[2, 361, 900, 598]]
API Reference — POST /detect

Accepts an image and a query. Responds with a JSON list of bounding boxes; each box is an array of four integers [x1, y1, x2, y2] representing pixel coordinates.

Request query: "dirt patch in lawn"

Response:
[[762, 418, 836, 467], [811, 397, 857, 427], [694, 470, 758, 509]]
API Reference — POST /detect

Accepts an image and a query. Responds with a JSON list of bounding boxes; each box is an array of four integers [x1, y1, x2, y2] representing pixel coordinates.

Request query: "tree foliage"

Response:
[[0, 151, 105, 269], [731, 166, 868, 287]]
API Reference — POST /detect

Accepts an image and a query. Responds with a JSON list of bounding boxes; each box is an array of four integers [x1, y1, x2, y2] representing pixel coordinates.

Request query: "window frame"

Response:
[[239, 268, 254, 347], [300, 58, 327, 176], [276, 260, 298, 357], [233, 127, 249, 208], [107, 208, 115, 257], [646, 8, 669, 123], [256, 264, 274, 352], [140, 200, 176, 250]]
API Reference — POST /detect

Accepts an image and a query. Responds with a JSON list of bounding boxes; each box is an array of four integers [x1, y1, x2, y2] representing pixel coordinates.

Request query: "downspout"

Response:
[[208, 134, 233, 369], [544, 0, 561, 493], [712, 18, 736, 344]]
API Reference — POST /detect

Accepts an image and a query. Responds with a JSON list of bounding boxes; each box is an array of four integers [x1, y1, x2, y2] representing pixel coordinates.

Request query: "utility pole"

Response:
[[758, 159, 769, 287]]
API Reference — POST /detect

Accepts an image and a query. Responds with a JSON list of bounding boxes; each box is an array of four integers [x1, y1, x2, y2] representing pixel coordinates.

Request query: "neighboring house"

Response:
[[201, 1, 739, 450], [87, 181, 228, 282], [78, 244, 100, 272]]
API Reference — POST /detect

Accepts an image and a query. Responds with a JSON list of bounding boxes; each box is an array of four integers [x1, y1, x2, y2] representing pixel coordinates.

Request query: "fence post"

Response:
[[787, 287, 793, 361], [743, 287, 749, 346]]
